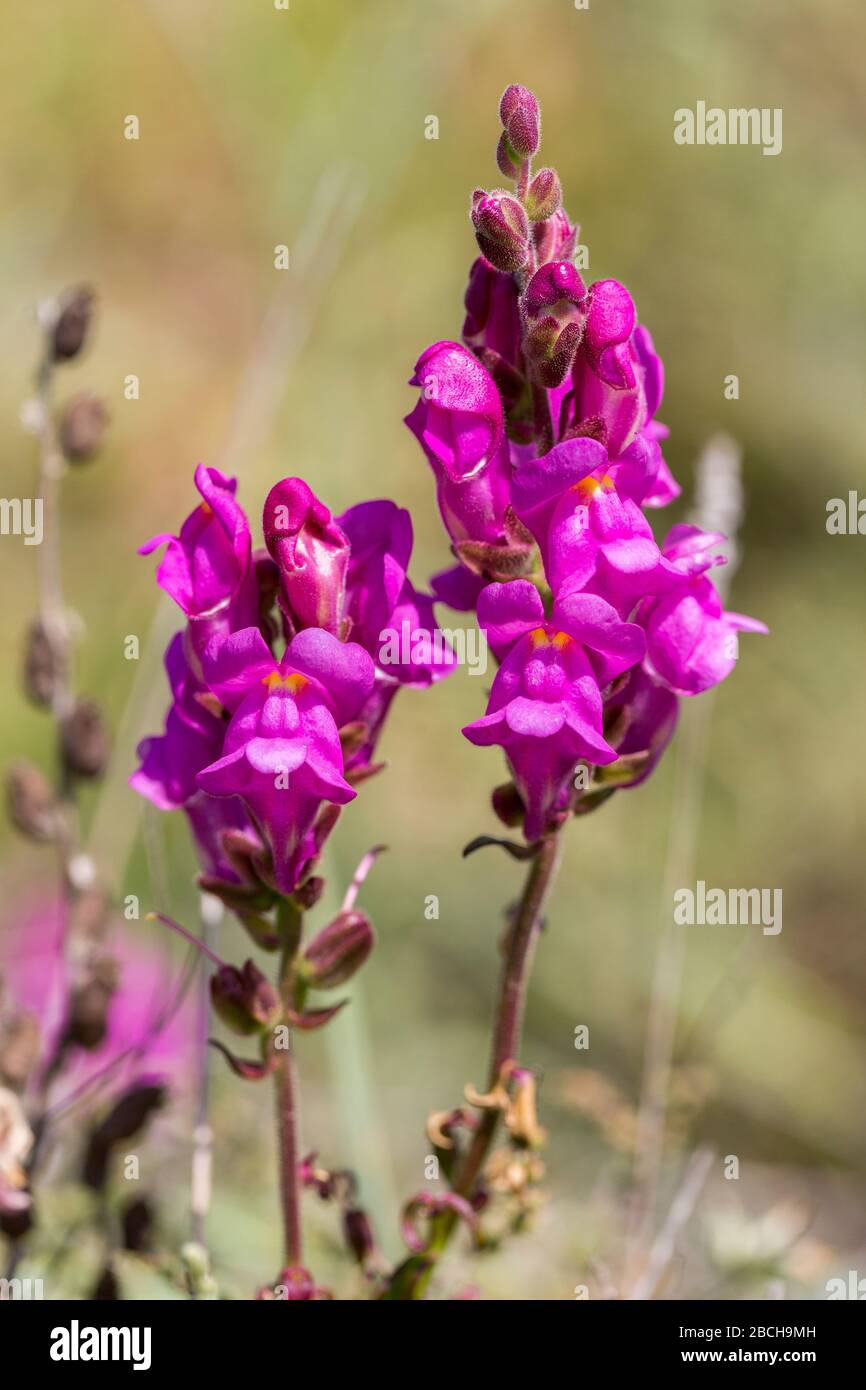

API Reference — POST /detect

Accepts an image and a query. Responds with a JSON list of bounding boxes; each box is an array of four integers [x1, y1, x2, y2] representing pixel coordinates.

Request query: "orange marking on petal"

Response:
[[528, 627, 550, 647], [572, 473, 614, 500], [262, 671, 308, 692]]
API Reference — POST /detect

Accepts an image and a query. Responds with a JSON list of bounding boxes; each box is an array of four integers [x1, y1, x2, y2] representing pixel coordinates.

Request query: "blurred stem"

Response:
[[35, 348, 74, 731], [4, 333, 79, 1283], [190, 895, 218, 1253], [400, 829, 563, 1296], [275, 898, 304, 1270]]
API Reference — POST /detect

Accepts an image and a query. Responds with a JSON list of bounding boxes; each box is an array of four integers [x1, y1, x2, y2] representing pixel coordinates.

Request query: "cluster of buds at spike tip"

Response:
[[522, 260, 588, 388]]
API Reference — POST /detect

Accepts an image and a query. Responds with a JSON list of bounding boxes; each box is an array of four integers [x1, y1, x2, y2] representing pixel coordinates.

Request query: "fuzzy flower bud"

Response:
[[471, 191, 530, 274], [522, 260, 587, 387], [533, 208, 578, 265], [210, 959, 280, 1035], [524, 167, 561, 222], [300, 909, 374, 989], [499, 84, 540, 159]]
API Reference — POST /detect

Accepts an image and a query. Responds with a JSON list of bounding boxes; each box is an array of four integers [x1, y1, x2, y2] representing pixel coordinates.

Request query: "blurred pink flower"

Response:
[[0, 899, 198, 1107]]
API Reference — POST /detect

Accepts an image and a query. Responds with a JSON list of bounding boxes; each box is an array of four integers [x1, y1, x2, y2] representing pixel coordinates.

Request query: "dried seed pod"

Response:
[[5, 762, 57, 841], [69, 886, 111, 946], [121, 1196, 154, 1253], [65, 954, 119, 1049], [61, 698, 111, 779], [82, 1083, 166, 1190], [59, 392, 109, 463], [51, 286, 95, 361], [22, 621, 59, 707]]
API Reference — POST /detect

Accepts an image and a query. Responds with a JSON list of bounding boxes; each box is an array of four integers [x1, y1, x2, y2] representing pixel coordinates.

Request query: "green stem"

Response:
[[403, 829, 564, 1294], [274, 897, 304, 1269], [274, 1050, 303, 1269]]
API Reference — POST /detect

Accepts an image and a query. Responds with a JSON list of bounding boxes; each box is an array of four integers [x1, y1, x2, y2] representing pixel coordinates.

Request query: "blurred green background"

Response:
[[1, 0, 864, 1299]]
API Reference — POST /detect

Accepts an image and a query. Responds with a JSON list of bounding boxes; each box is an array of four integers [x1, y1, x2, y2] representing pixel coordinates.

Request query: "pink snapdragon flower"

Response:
[[139, 465, 259, 670], [195, 627, 374, 894]]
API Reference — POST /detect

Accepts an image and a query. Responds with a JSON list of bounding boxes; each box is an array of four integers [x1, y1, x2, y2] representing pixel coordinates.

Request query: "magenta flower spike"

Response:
[[401, 78, 766, 853]]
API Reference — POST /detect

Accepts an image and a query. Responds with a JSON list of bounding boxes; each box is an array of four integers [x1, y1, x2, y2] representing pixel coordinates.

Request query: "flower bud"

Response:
[[210, 959, 279, 1035], [522, 261, 587, 387], [61, 698, 111, 779], [22, 621, 58, 707], [343, 1206, 376, 1266], [533, 208, 578, 265], [294, 875, 325, 910], [524, 317, 583, 388], [471, 192, 530, 274], [300, 909, 374, 989], [263, 478, 350, 635], [59, 392, 109, 463], [498, 84, 540, 159], [491, 781, 524, 828], [524, 167, 561, 222], [51, 286, 95, 361], [5, 761, 58, 841], [524, 260, 586, 317]]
